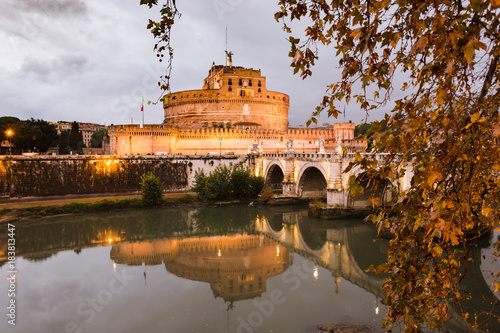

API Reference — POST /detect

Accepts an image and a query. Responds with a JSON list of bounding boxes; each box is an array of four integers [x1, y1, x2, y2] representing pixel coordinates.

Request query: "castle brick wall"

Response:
[[164, 65, 289, 130], [108, 125, 367, 155]]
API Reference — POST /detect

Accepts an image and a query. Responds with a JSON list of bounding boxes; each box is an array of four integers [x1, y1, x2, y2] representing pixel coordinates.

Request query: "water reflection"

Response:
[[0, 206, 498, 332], [111, 235, 290, 304]]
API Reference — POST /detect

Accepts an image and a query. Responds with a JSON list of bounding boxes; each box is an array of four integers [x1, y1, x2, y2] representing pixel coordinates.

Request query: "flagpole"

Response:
[[142, 96, 144, 128]]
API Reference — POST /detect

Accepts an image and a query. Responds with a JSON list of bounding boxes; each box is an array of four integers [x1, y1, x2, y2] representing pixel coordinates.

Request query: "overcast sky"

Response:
[[0, 0, 388, 127]]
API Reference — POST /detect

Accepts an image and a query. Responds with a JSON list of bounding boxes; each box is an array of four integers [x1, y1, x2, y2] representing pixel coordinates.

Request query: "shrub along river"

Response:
[[0, 205, 498, 332]]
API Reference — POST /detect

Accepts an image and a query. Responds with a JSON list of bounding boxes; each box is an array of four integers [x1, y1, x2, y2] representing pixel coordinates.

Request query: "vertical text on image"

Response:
[[6, 223, 17, 326]]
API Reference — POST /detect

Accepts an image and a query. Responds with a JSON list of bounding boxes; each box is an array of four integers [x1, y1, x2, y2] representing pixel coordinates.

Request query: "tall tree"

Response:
[[58, 130, 70, 155], [90, 128, 108, 148], [26, 118, 58, 152], [274, 0, 500, 331], [143, 1, 500, 331], [0, 117, 58, 153], [69, 121, 84, 153]]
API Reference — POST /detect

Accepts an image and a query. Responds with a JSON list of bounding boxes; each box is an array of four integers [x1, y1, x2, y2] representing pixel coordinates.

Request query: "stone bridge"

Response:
[[254, 152, 413, 208]]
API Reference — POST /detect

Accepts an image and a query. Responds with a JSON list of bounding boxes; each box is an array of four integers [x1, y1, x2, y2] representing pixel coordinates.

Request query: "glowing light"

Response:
[[375, 306, 379, 315], [108, 238, 112, 243], [276, 245, 280, 256], [113, 263, 117, 272], [218, 249, 222, 257], [6, 129, 13, 137], [106, 160, 111, 166], [313, 267, 319, 279]]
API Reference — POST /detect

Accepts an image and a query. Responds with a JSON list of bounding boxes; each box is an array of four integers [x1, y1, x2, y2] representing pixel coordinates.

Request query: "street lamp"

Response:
[[5, 129, 13, 155]]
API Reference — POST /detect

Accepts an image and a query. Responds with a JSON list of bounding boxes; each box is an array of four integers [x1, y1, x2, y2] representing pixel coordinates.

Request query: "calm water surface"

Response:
[[0, 205, 498, 333]]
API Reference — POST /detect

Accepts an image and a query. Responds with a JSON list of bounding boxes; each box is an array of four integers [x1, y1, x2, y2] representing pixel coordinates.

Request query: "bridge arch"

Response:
[[265, 162, 285, 190], [352, 171, 395, 207], [296, 164, 328, 198]]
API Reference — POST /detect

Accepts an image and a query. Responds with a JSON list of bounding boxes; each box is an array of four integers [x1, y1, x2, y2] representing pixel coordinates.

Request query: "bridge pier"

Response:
[[282, 182, 296, 196], [327, 189, 351, 208]]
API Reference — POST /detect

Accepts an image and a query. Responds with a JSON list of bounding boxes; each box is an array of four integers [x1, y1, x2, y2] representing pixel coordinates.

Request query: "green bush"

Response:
[[192, 166, 265, 202], [249, 175, 265, 198], [308, 198, 327, 215], [140, 172, 164, 206], [231, 167, 252, 198], [259, 186, 274, 202]]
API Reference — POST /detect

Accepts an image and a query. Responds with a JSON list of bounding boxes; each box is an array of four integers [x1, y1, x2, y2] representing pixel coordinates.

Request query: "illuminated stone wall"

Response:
[[0, 156, 189, 197], [108, 124, 367, 155]]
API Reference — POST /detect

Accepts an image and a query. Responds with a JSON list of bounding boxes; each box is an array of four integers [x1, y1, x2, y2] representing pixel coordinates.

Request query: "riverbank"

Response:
[[0, 192, 199, 223]]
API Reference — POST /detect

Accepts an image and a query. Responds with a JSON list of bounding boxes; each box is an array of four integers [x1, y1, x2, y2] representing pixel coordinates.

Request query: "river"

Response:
[[0, 205, 498, 332]]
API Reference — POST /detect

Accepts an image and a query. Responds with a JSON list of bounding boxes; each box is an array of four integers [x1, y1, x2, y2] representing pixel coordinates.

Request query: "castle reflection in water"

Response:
[[111, 234, 289, 303]]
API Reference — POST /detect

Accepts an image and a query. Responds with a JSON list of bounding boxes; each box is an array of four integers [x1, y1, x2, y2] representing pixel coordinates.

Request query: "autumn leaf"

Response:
[[427, 170, 442, 186], [463, 40, 477, 64]]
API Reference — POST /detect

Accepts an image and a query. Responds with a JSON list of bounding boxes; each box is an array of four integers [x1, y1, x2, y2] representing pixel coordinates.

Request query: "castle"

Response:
[[108, 57, 366, 155]]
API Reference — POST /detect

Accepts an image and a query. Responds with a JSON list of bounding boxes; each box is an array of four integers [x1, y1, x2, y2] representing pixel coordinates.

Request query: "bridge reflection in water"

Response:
[[90, 207, 387, 305], [104, 207, 500, 332]]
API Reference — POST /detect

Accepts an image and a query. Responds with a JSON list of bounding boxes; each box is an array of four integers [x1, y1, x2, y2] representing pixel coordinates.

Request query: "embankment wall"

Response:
[[0, 155, 250, 198]]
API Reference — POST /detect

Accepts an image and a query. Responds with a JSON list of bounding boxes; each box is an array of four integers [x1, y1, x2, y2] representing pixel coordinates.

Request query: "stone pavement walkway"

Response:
[[0, 192, 195, 210]]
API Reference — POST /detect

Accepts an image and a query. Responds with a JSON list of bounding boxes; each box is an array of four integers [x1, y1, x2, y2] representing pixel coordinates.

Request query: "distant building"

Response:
[[79, 123, 106, 148], [109, 55, 367, 155], [54, 121, 72, 134], [54, 121, 105, 148]]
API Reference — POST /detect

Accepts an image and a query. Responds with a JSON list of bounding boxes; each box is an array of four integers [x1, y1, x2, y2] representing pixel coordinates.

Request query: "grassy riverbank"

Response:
[[0, 192, 199, 222]]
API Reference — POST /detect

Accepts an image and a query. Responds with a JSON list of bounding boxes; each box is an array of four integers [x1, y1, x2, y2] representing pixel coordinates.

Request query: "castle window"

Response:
[[258, 88, 261, 93], [258, 80, 261, 87], [249, 79, 252, 86], [239, 78, 242, 85], [228, 86, 232, 91], [239, 89, 254, 97], [228, 78, 232, 85]]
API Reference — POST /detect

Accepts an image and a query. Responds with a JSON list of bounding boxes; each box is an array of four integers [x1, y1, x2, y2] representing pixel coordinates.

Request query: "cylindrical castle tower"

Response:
[[163, 65, 289, 130]]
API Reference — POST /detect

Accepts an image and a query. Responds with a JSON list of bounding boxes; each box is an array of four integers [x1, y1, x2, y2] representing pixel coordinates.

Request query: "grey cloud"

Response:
[[7, 0, 87, 17], [20, 53, 89, 82]]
